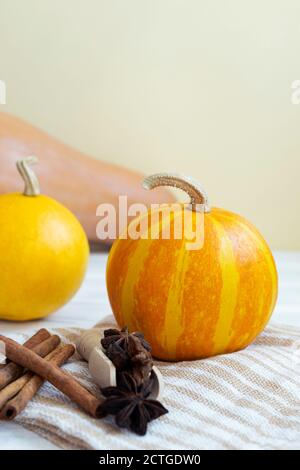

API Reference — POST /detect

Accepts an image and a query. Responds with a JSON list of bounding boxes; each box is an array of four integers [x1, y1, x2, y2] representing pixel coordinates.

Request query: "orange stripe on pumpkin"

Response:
[[162, 212, 191, 360], [176, 214, 223, 359], [212, 209, 277, 353], [118, 210, 157, 331], [209, 214, 239, 355], [106, 210, 152, 327], [130, 210, 184, 357]]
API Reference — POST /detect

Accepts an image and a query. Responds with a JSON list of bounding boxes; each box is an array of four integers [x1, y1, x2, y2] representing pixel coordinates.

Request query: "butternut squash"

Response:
[[0, 112, 173, 243]]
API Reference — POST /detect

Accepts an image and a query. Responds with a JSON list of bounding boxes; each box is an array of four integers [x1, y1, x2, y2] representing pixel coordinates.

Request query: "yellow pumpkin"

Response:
[[106, 173, 278, 361], [0, 157, 89, 321]]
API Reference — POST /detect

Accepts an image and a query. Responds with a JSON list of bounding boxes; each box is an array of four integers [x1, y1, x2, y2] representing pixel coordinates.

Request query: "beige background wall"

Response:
[[0, 0, 299, 249]]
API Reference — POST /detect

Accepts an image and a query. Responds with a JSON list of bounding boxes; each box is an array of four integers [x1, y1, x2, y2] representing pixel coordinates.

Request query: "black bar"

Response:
[[0, 449, 295, 467]]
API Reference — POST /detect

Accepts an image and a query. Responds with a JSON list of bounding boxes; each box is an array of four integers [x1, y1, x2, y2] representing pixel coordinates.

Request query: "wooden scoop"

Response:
[[76, 328, 164, 401]]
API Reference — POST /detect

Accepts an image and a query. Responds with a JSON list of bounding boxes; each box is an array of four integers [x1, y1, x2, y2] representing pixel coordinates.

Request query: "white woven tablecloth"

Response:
[[0, 252, 299, 449]]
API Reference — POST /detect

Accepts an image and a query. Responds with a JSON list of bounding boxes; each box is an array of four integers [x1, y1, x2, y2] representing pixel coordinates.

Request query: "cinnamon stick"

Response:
[[0, 328, 50, 369], [1, 344, 75, 420], [0, 329, 50, 388], [0, 334, 60, 390], [22, 329, 51, 349], [0, 340, 69, 410], [0, 335, 103, 418], [0, 370, 33, 410]]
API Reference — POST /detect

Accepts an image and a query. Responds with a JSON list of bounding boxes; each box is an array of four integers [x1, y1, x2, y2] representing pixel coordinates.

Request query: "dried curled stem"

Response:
[[16, 156, 40, 196], [143, 172, 210, 212]]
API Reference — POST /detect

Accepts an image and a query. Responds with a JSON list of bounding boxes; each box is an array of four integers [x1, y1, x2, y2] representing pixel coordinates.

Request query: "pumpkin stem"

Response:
[[16, 156, 40, 197], [143, 173, 210, 213]]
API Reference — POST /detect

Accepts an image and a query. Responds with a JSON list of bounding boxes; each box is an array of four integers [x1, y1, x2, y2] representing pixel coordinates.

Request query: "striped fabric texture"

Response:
[[9, 317, 300, 450]]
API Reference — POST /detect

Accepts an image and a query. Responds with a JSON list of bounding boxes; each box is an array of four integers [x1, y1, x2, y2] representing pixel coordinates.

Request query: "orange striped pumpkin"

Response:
[[106, 174, 278, 361]]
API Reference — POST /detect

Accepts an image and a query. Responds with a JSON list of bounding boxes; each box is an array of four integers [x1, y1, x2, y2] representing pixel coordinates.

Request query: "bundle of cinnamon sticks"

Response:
[[0, 329, 102, 420]]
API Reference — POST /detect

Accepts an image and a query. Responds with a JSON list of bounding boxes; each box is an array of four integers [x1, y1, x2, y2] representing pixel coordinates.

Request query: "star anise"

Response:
[[101, 327, 153, 386], [101, 327, 151, 352], [100, 372, 168, 435]]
